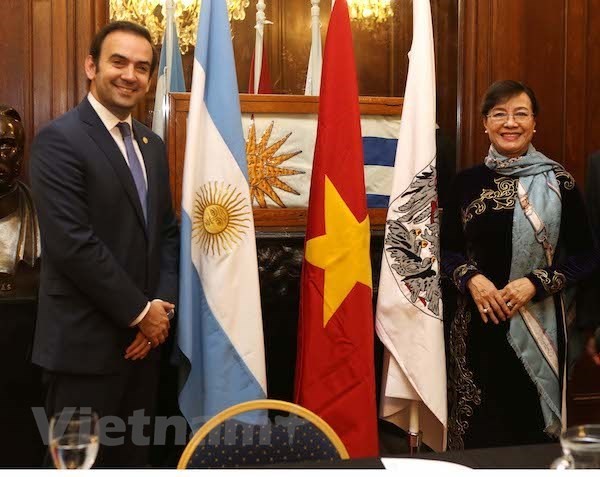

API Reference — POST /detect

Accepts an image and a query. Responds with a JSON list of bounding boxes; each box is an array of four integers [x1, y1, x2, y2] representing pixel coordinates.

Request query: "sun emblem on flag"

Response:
[[246, 120, 304, 208], [192, 182, 251, 255]]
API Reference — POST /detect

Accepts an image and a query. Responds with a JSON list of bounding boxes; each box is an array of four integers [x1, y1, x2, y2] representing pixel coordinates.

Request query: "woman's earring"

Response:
[[485, 129, 488, 133], [533, 129, 537, 132]]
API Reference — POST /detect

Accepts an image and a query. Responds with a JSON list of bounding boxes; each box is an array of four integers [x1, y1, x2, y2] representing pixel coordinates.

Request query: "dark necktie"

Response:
[[117, 122, 147, 222]]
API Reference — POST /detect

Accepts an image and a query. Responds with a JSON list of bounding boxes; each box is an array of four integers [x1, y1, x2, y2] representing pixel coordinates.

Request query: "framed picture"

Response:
[[167, 93, 403, 231]]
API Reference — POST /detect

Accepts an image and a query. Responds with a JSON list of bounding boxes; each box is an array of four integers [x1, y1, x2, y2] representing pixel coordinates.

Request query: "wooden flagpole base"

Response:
[[407, 430, 423, 456]]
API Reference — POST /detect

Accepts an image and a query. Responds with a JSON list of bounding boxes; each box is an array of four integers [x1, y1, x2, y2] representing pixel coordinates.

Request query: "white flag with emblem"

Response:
[[375, 0, 447, 452]]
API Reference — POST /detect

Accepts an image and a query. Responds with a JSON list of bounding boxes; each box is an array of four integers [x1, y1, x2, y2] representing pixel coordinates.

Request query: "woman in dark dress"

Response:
[[442, 80, 596, 450]]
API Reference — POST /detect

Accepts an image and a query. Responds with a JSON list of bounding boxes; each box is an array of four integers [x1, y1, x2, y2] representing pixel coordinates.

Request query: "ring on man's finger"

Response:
[[147, 341, 152, 346], [506, 301, 513, 308]]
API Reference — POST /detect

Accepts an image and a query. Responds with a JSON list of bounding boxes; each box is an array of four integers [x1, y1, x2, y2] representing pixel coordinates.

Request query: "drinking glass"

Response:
[[551, 424, 600, 469], [49, 409, 99, 469]]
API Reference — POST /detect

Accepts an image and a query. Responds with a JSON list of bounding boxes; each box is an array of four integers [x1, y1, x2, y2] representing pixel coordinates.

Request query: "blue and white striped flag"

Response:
[[361, 119, 401, 208], [177, 0, 267, 430], [152, 1, 186, 140], [240, 114, 402, 208]]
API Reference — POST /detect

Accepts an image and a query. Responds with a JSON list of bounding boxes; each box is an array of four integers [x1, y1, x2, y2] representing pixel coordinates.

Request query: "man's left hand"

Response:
[[125, 331, 153, 360]]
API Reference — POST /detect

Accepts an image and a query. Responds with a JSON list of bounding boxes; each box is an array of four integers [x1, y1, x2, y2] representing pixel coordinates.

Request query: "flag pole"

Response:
[[253, 0, 271, 94], [310, 0, 321, 42], [310, 0, 321, 83], [304, 0, 322, 95], [408, 401, 423, 455], [164, 0, 175, 115]]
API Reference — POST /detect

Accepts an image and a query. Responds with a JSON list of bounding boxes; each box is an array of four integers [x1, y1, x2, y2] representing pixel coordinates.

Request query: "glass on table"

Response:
[[551, 424, 600, 469], [49, 409, 99, 469]]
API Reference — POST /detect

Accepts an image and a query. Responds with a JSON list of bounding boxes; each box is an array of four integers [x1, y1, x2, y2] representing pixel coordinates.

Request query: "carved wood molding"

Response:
[[168, 92, 403, 115], [253, 207, 387, 230]]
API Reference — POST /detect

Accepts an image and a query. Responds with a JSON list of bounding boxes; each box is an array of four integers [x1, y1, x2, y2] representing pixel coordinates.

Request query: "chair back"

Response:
[[177, 399, 349, 468]]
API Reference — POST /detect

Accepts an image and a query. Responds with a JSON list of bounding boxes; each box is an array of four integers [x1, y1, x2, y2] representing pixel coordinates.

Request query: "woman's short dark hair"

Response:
[[480, 80, 539, 117], [89, 21, 157, 75]]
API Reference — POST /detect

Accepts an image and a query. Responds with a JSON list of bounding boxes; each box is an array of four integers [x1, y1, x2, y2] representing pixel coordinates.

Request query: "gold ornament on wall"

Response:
[[347, 0, 394, 29], [228, 0, 251, 21], [109, 0, 250, 54]]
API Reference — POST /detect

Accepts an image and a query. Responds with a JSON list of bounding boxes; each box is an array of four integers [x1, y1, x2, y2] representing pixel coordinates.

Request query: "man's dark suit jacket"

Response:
[[29, 97, 179, 375]]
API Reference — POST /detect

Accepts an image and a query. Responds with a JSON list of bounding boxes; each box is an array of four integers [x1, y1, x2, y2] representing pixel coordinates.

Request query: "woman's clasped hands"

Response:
[[467, 274, 536, 324]]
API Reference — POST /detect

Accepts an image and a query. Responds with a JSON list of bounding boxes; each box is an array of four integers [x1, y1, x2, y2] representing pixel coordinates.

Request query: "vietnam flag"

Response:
[[294, 0, 379, 458]]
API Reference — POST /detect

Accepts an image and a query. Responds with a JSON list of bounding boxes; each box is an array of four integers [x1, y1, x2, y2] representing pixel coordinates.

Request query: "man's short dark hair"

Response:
[[481, 80, 539, 117], [89, 21, 158, 75]]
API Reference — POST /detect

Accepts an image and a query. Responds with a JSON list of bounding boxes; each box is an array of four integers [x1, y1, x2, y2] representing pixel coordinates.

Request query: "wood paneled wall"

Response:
[[153, 1, 457, 152], [4, 1, 600, 185], [1, 0, 457, 175], [1, 1, 33, 171], [458, 0, 600, 185], [0, 0, 106, 180], [0, 1, 32, 122]]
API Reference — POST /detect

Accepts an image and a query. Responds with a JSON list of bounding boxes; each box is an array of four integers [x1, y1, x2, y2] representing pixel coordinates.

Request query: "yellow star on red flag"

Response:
[[305, 176, 372, 326]]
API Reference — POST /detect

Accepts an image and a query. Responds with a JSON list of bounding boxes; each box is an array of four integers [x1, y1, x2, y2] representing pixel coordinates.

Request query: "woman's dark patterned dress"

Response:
[[441, 164, 595, 450]]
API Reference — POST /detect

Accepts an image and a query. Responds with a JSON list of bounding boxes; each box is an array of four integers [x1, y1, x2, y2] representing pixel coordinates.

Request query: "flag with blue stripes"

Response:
[[240, 114, 402, 208], [152, 12, 186, 139], [362, 118, 400, 208], [177, 0, 267, 431]]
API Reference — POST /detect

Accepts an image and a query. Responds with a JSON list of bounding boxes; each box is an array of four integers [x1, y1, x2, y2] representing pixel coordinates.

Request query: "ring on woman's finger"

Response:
[[506, 301, 513, 308], [482, 307, 489, 313]]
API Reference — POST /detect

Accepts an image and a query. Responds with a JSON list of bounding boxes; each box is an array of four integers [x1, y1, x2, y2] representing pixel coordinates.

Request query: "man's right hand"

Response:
[[138, 300, 172, 347]]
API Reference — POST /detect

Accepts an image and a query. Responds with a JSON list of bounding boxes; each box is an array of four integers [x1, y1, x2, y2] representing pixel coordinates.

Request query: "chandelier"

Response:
[[109, 0, 250, 54], [347, 0, 394, 29], [229, 0, 251, 21]]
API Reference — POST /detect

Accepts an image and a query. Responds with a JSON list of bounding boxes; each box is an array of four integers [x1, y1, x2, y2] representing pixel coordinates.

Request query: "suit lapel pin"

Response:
[[142, 137, 149, 144]]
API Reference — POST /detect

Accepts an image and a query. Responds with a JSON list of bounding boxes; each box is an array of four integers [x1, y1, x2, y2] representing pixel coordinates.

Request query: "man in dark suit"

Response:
[[29, 21, 179, 467]]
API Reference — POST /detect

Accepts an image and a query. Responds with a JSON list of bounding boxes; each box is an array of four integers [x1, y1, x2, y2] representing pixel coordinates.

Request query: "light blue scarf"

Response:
[[485, 144, 565, 436]]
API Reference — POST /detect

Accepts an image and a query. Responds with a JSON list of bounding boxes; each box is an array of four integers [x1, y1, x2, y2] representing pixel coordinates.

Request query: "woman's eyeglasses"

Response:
[[487, 111, 534, 123]]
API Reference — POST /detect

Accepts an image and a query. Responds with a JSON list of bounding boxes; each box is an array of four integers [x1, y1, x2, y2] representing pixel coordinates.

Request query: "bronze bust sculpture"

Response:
[[0, 104, 40, 297]]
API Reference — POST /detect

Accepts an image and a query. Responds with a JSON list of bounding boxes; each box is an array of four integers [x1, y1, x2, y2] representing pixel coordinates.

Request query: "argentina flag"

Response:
[[177, 0, 267, 430]]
